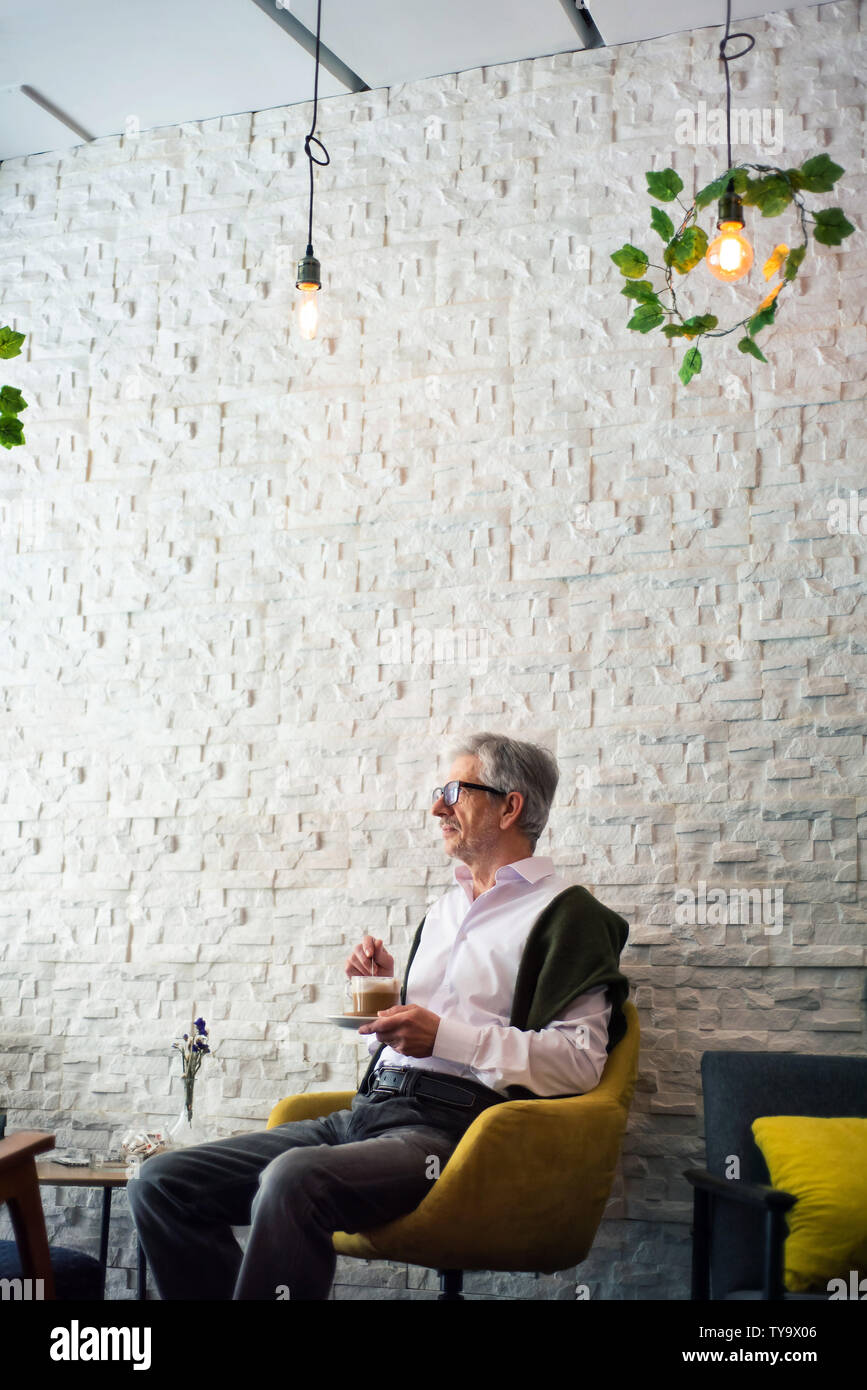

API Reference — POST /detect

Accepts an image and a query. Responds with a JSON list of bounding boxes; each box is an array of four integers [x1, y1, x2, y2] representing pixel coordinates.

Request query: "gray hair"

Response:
[[448, 731, 560, 852]]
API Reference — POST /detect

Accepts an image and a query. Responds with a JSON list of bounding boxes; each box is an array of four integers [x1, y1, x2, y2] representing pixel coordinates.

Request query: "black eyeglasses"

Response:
[[432, 780, 508, 807]]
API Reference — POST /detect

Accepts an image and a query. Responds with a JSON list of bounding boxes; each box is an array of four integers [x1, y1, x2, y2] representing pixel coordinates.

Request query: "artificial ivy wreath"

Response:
[[611, 155, 855, 386]]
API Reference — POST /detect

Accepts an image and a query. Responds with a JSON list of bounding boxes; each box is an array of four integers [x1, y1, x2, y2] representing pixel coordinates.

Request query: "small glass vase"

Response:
[[168, 1078, 208, 1148]]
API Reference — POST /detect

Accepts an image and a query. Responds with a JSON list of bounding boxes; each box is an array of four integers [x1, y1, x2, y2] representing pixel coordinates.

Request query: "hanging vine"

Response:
[[610, 156, 854, 385], [0, 326, 27, 449]]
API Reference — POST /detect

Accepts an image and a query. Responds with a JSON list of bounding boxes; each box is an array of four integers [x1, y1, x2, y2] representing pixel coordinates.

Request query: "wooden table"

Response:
[[36, 1158, 150, 1300]]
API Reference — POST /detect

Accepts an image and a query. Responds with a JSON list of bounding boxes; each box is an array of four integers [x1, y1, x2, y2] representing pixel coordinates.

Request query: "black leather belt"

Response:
[[367, 1065, 506, 1115]]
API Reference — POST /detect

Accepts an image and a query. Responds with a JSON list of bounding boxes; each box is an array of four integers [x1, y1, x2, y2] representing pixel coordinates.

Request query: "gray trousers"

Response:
[[127, 1088, 474, 1300]]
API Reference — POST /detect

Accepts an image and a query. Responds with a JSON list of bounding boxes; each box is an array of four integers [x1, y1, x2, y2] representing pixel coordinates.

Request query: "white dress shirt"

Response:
[[368, 856, 613, 1097]]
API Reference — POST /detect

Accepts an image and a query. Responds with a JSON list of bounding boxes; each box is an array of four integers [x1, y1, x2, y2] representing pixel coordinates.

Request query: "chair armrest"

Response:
[[684, 1167, 796, 1301], [683, 1166, 797, 1212], [0, 1131, 55, 1176], [267, 1091, 355, 1129], [438, 1090, 628, 1201]]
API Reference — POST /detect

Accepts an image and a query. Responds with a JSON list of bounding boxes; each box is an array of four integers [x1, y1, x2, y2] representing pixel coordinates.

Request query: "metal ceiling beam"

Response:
[[248, 0, 369, 92], [558, 1, 605, 50], [19, 84, 95, 142]]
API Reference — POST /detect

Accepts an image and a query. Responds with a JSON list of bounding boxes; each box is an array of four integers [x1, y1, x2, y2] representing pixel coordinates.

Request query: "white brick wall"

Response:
[[0, 0, 864, 1299]]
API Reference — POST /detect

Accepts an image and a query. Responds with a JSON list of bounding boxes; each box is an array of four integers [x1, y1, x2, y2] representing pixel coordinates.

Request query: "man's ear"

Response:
[[500, 790, 524, 831]]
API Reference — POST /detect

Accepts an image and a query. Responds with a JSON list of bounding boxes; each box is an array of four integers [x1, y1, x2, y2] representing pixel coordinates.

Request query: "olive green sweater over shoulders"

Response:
[[359, 884, 630, 1099]]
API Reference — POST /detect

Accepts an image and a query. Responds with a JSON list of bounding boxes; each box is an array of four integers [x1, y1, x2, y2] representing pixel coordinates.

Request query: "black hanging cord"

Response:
[[719, 0, 755, 173], [303, 0, 331, 254]]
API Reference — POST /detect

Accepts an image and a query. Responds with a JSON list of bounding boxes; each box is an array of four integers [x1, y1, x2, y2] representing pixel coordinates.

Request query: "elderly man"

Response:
[[128, 732, 629, 1300]]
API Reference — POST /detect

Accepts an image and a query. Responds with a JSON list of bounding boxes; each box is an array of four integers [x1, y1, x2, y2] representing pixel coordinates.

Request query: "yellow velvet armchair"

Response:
[[267, 999, 640, 1299]]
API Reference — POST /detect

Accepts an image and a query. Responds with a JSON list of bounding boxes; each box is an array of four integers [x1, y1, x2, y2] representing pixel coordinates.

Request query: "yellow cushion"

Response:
[[751, 1116, 867, 1293]]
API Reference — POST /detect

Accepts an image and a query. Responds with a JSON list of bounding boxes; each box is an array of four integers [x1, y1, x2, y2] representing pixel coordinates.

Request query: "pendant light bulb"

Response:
[[296, 287, 320, 340], [295, 246, 321, 341], [705, 184, 754, 283], [706, 221, 754, 282]]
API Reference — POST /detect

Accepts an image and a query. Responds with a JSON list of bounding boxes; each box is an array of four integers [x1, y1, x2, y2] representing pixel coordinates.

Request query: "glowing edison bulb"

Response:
[[295, 248, 321, 340], [706, 221, 754, 283], [296, 285, 320, 340]]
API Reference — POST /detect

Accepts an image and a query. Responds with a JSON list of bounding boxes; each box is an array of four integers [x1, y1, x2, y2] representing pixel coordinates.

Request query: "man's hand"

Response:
[[345, 935, 395, 978], [357, 1005, 440, 1057]]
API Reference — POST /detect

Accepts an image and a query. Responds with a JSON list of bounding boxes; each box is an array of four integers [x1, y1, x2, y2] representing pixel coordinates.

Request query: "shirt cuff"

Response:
[[432, 1014, 482, 1067]]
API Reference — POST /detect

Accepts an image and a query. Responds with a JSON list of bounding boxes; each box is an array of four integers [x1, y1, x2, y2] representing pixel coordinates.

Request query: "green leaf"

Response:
[[678, 346, 702, 386], [681, 314, 718, 337], [0, 416, 24, 449], [695, 174, 730, 210], [0, 326, 25, 360], [627, 303, 665, 333], [611, 244, 649, 278], [0, 385, 27, 416], [797, 154, 845, 193], [664, 225, 709, 274], [695, 168, 749, 208], [738, 336, 768, 363], [784, 244, 807, 281], [749, 302, 777, 338], [650, 206, 675, 241], [812, 207, 855, 246], [741, 175, 792, 217], [646, 168, 684, 203], [620, 279, 660, 304], [663, 315, 716, 342], [729, 168, 749, 196]]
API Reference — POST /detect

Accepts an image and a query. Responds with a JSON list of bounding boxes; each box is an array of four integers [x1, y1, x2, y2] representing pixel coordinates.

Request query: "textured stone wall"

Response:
[[0, 0, 864, 1300]]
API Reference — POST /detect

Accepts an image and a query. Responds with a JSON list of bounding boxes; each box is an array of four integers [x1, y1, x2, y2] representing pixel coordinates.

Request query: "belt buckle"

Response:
[[378, 1066, 409, 1096]]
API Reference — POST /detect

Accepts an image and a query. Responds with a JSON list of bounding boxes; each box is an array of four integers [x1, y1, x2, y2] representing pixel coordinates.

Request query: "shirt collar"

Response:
[[453, 856, 555, 889]]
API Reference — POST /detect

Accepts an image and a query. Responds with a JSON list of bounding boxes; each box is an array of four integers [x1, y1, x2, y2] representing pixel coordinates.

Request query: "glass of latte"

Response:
[[345, 975, 401, 1017]]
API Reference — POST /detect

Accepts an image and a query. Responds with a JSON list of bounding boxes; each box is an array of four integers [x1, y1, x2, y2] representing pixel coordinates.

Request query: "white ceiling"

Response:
[[589, 0, 823, 46], [0, 0, 827, 163]]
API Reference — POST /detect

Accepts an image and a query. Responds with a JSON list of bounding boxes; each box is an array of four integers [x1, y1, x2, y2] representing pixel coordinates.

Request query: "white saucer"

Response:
[[326, 1013, 378, 1029]]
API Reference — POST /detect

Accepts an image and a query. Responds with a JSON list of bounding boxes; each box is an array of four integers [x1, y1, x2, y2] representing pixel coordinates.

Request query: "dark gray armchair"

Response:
[[685, 1051, 867, 1300]]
